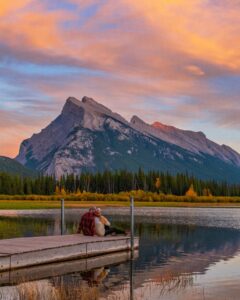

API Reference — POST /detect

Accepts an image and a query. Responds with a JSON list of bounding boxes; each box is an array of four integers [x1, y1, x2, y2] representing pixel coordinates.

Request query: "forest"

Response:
[[0, 169, 240, 196]]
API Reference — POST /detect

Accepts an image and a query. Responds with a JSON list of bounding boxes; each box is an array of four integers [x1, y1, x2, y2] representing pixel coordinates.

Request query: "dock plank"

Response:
[[0, 235, 129, 253], [0, 251, 138, 286], [0, 234, 138, 271]]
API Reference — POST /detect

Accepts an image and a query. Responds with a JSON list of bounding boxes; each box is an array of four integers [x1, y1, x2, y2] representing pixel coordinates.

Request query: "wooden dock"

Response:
[[0, 234, 139, 272], [0, 250, 138, 286]]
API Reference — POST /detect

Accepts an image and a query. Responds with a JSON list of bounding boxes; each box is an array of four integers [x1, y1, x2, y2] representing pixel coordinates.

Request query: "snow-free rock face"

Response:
[[16, 96, 240, 182], [131, 116, 240, 167]]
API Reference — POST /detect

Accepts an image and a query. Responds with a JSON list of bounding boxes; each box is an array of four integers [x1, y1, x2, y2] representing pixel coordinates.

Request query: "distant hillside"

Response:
[[0, 156, 37, 177]]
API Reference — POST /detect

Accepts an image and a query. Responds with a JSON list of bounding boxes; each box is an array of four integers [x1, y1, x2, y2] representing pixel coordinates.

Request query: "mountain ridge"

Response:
[[0, 156, 37, 177], [15, 96, 240, 182], [131, 115, 240, 166]]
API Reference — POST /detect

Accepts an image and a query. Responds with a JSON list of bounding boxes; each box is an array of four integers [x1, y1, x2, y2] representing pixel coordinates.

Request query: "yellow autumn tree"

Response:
[[76, 188, 81, 195], [155, 177, 161, 194], [60, 187, 67, 196], [55, 186, 60, 195], [185, 184, 197, 197], [203, 188, 212, 197]]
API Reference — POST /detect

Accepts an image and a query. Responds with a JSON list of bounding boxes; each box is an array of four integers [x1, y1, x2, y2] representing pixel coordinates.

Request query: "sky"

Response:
[[0, 0, 240, 158]]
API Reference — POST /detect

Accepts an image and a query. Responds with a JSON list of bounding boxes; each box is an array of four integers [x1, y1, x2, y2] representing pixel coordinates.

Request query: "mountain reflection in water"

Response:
[[0, 212, 240, 299]]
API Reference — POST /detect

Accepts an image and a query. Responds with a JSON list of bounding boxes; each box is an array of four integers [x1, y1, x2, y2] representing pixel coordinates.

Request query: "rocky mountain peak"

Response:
[[64, 96, 111, 114], [81, 96, 113, 115], [130, 115, 154, 137], [62, 96, 129, 131], [82, 96, 94, 103], [15, 96, 240, 179], [66, 96, 80, 105], [64, 96, 122, 117], [152, 121, 174, 131], [152, 121, 206, 138], [130, 115, 145, 125]]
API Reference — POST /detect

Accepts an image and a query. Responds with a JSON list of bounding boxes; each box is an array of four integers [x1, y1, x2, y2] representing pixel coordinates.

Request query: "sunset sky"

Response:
[[0, 0, 240, 157]]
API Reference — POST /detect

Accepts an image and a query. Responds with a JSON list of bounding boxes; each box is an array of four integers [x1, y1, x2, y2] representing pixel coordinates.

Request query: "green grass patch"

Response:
[[0, 191, 240, 209], [0, 199, 240, 210]]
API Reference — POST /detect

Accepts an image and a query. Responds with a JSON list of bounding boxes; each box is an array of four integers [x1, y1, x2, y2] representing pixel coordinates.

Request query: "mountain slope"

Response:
[[0, 156, 37, 177], [15, 96, 240, 182], [131, 116, 240, 166]]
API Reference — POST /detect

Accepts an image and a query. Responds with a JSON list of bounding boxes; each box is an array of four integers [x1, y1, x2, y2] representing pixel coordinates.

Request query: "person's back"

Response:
[[77, 211, 95, 236]]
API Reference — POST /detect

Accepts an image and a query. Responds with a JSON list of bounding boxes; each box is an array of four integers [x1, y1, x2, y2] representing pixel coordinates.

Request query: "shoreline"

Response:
[[0, 200, 240, 211], [1, 205, 240, 217], [0, 200, 240, 210]]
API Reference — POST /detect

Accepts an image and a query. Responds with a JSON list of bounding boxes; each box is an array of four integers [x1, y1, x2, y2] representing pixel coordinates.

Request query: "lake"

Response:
[[0, 207, 240, 300]]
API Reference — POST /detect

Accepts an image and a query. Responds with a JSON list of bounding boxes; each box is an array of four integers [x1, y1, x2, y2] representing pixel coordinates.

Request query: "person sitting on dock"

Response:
[[94, 208, 107, 237], [77, 207, 96, 236], [94, 208, 126, 236]]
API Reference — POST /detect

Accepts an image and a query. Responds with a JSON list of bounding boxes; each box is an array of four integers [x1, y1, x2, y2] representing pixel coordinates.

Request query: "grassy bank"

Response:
[[0, 191, 240, 209], [1, 191, 240, 202], [0, 200, 240, 209]]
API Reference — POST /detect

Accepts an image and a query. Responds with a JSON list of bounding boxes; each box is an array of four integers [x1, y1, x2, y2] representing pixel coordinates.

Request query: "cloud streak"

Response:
[[0, 0, 240, 156]]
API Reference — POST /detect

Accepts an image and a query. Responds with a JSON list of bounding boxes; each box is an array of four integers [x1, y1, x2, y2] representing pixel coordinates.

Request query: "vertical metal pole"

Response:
[[61, 198, 65, 235], [130, 196, 134, 253], [130, 195, 134, 299], [130, 257, 134, 300]]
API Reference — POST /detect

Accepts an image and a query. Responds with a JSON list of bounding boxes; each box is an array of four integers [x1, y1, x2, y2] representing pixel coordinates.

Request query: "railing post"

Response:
[[61, 198, 65, 235], [130, 255, 134, 300], [130, 195, 135, 300], [130, 196, 134, 253]]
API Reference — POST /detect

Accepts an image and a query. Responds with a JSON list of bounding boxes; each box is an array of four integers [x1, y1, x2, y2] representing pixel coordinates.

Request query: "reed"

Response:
[[17, 280, 99, 300]]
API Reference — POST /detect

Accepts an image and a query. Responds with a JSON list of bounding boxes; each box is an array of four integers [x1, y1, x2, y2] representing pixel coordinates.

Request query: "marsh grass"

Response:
[[1, 191, 240, 210], [1, 190, 240, 203], [17, 280, 99, 300], [8, 271, 207, 300]]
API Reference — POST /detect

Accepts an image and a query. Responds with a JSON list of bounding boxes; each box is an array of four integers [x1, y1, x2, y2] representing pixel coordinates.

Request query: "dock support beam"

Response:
[[61, 198, 65, 235]]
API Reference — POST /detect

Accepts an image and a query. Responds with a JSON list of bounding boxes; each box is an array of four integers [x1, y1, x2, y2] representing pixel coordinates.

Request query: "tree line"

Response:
[[0, 169, 240, 196]]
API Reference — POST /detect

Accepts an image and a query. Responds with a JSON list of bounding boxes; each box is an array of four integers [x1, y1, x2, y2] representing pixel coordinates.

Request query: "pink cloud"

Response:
[[0, 0, 240, 156], [0, 108, 52, 157]]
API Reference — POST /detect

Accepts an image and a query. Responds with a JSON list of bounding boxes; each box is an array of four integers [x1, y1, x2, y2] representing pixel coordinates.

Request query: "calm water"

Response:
[[0, 208, 240, 300]]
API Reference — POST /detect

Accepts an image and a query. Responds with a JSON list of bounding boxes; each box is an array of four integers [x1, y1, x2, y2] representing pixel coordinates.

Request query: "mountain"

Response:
[[131, 116, 240, 166], [0, 156, 37, 177], [16, 96, 240, 182]]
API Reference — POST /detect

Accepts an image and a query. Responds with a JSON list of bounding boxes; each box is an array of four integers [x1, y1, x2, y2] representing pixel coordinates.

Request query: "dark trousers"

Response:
[[104, 225, 125, 236]]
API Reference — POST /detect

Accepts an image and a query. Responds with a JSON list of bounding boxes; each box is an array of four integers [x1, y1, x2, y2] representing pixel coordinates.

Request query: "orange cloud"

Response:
[[0, 0, 240, 156], [0, 1, 74, 58], [124, 0, 240, 70], [1, 0, 239, 78], [1, 0, 240, 74], [0, 127, 31, 158], [185, 65, 204, 76], [0, 0, 31, 17], [0, 109, 53, 158]]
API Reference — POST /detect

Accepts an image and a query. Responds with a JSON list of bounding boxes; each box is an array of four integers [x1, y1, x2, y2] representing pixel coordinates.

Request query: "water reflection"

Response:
[[1, 213, 240, 299]]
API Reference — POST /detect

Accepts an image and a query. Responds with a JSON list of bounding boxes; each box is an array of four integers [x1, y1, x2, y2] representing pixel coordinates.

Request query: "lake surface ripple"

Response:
[[0, 207, 240, 300]]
